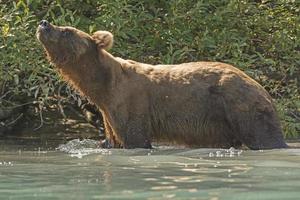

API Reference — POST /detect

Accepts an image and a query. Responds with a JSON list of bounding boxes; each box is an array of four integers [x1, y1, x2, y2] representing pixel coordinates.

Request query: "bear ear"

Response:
[[92, 31, 113, 50]]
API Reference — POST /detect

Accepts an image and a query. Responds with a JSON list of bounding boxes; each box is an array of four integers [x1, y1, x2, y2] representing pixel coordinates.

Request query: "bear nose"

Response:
[[39, 20, 49, 27]]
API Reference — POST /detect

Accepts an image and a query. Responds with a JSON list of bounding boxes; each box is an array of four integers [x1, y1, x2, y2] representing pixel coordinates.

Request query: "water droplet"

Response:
[[216, 151, 222, 157], [229, 147, 235, 151], [237, 150, 243, 156]]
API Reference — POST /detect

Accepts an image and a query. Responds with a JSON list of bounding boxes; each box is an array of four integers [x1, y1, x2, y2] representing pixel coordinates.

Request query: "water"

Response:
[[1, 139, 300, 200]]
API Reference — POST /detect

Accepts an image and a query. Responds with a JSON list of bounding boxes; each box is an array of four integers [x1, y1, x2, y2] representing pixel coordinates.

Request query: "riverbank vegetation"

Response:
[[0, 0, 299, 138]]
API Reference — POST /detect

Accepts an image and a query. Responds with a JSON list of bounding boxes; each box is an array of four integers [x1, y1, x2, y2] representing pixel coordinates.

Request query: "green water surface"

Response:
[[0, 139, 300, 200]]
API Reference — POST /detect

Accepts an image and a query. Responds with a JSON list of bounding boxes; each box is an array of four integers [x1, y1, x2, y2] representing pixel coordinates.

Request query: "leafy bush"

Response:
[[0, 0, 299, 137]]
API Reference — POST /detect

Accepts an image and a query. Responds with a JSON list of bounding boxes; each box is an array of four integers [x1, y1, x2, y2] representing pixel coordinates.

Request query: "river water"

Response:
[[0, 139, 300, 200]]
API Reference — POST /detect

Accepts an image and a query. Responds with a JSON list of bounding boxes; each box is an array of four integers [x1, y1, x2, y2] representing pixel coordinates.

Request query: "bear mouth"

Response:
[[36, 27, 51, 41], [38, 25, 50, 32], [36, 20, 53, 43]]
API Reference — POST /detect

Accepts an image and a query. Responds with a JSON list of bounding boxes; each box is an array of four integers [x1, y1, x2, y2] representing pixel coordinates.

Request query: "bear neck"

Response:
[[57, 49, 124, 108]]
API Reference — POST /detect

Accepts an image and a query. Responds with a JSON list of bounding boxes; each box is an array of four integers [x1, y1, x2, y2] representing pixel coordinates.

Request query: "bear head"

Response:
[[36, 20, 113, 65]]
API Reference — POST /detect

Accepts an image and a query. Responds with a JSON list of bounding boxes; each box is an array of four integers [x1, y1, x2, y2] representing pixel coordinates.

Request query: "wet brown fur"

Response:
[[37, 24, 287, 149]]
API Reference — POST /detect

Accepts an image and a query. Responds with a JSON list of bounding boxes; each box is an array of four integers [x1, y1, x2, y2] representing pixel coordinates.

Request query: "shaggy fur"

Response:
[[37, 22, 287, 149]]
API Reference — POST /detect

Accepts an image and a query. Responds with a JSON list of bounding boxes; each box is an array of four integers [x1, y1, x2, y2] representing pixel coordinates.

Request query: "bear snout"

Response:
[[38, 20, 54, 35], [39, 20, 50, 29], [37, 20, 54, 42]]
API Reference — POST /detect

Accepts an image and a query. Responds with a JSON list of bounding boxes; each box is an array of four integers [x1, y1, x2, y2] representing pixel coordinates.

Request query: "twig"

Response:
[[0, 91, 11, 100], [58, 100, 67, 119], [10, 101, 37, 109], [290, 111, 300, 121], [0, 80, 7, 96], [56, 83, 68, 118], [34, 107, 44, 131], [5, 113, 23, 126]]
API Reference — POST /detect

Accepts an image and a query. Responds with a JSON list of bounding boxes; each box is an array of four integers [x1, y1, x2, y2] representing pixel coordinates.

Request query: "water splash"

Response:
[[208, 147, 243, 158], [56, 139, 111, 158], [0, 161, 13, 166]]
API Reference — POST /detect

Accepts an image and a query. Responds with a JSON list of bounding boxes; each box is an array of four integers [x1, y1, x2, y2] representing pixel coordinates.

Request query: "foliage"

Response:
[[0, 0, 299, 137]]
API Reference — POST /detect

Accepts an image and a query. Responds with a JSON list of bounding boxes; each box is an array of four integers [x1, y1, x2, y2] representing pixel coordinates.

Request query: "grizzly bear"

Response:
[[36, 20, 287, 150]]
